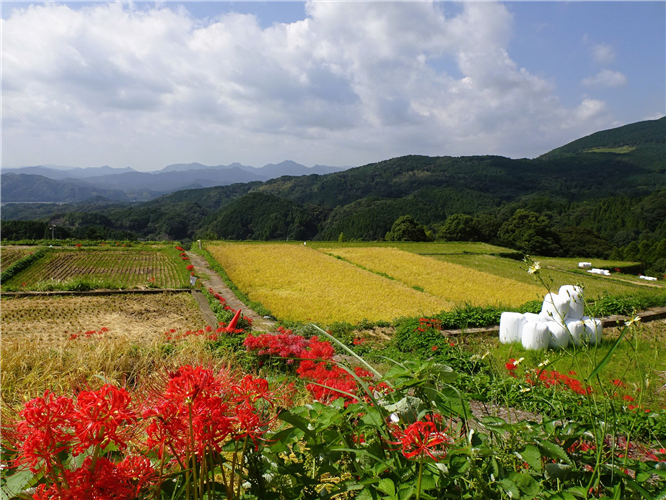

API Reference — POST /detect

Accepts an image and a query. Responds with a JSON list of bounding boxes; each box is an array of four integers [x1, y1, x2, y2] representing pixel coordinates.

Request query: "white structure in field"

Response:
[[578, 262, 592, 268], [499, 285, 602, 350]]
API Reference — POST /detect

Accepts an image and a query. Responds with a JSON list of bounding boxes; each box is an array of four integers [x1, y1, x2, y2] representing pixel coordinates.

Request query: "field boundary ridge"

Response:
[[0, 288, 191, 297]]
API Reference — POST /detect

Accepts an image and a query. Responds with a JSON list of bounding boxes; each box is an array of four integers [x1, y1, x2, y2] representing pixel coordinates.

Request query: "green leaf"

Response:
[[585, 324, 629, 382], [510, 472, 540, 497], [419, 474, 437, 491], [519, 445, 542, 473], [398, 484, 415, 500], [377, 478, 396, 497], [499, 478, 520, 499], [626, 479, 654, 500], [278, 410, 316, 440], [535, 439, 571, 465], [1, 470, 34, 500], [545, 463, 571, 480]]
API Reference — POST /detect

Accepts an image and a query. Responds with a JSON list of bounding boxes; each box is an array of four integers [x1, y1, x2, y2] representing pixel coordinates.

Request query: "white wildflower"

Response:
[[528, 262, 541, 274], [625, 316, 641, 327]]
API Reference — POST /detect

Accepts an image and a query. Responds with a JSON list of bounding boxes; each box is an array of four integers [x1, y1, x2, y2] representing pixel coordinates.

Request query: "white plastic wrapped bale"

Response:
[[521, 321, 550, 350], [559, 285, 585, 320], [582, 316, 603, 344], [523, 312, 541, 323], [564, 318, 585, 346], [578, 262, 592, 268], [540, 293, 570, 322], [499, 312, 526, 344], [546, 320, 570, 349]]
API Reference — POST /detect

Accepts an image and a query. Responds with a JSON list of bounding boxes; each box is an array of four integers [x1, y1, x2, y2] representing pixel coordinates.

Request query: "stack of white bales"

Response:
[[499, 285, 602, 350]]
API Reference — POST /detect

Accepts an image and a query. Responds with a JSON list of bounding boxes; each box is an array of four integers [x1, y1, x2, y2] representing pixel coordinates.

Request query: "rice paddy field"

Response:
[[207, 243, 452, 323], [0, 293, 210, 402], [435, 253, 658, 299], [0, 247, 33, 271], [205, 241, 663, 324], [1, 293, 206, 341], [1, 247, 189, 289], [319, 246, 542, 306]]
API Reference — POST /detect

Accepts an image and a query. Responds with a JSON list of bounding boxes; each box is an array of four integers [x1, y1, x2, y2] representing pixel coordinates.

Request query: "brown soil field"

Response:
[[0, 292, 207, 344]]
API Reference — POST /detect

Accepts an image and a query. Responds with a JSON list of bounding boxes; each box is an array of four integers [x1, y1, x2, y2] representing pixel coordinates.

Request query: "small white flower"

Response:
[[538, 359, 551, 368], [625, 316, 641, 327], [390, 413, 400, 423], [519, 387, 532, 393], [528, 262, 541, 274]]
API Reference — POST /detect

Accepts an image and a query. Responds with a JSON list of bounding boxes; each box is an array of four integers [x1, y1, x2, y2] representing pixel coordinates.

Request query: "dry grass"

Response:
[[319, 247, 543, 307], [0, 293, 216, 404], [208, 243, 451, 324]]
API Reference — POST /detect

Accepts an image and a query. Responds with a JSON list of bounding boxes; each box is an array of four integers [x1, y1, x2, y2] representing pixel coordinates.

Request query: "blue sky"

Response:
[[2, 1, 664, 171]]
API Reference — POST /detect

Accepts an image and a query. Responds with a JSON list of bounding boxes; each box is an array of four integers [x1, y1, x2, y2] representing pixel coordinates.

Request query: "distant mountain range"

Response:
[[0, 160, 348, 203]]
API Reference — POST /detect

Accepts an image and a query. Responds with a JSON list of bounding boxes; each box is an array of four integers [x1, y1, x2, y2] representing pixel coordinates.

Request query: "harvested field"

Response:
[[0, 293, 207, 343], [320, 247, 543, 307], [3, 249, 188, 289], [0, 248, 33, 272], [208, 243, 451, 323]]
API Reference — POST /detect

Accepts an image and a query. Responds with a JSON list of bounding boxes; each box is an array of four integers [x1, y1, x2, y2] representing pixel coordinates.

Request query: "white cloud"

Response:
[[591, 42, 615, 64], [2, 1, 617, 169], [582, 69, 628, 88]]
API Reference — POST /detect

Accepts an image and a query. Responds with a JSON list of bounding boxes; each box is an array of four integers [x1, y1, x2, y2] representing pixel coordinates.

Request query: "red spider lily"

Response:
[[14, 391, 75, 473], [33, 456, 155, 500], [431, 345, 438, 351], [390, 420, 453, 461], [353, 338, 367, 345], [526, 370, 592, 396], [71, 385, 136, 454], [186, 265, 194, 271]]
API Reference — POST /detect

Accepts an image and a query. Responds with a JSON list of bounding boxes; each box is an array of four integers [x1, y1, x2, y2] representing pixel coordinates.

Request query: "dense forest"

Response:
[[2, 117, 665, 274]]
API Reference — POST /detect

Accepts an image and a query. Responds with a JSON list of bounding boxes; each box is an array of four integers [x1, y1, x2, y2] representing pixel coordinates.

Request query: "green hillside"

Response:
[[2, 118, 665, 273]]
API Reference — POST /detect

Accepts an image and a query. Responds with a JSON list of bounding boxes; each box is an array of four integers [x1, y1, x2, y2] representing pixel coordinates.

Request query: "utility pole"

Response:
[[50, 225, 55, 240]]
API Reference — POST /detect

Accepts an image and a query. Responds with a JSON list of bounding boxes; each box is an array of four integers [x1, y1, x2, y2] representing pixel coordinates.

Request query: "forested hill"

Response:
[[2, 118, 665, 270]]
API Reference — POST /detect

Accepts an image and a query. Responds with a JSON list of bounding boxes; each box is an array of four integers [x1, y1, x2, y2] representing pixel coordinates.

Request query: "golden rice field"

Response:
[[208, 243, 452, 323], [0, 292, 207, 342], [319, 247, 543, 307]]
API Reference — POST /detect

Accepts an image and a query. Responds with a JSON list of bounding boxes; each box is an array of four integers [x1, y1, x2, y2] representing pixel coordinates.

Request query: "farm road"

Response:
[[186, 251, 276, 332]]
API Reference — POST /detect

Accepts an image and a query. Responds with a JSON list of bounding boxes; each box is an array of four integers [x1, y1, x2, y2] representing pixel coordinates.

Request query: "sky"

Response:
[[2, 1, 664, 172]]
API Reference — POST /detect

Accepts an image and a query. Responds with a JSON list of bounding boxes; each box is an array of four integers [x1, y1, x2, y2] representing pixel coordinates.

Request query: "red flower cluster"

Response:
[[244, 331, 334, 361], [526, 370, 592, 396], [186, 264, 194, 271], [415, 317, 442, 333], [8, 366, 282, 499], [75, 243, 82, 248], [10, 385, 147, 499], [69, 327, 109, 341], [390, 419, 453, 461], [143, 366, 275, 457], [297, 363, 373, 404], [175, 246, 184, 251]]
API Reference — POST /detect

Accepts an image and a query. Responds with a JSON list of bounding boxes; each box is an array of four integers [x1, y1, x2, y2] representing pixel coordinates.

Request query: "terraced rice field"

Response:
[[0, 248, 33, 272], [208, 243, 452, 323], [434, 254, 655, 298], [0, 293, 206, 344], [3, 249, 188, 289], [319, 247, 543, 307]]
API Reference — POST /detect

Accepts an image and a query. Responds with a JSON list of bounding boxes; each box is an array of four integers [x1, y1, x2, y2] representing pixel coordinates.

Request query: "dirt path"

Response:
[[186, 251, 277, 332]]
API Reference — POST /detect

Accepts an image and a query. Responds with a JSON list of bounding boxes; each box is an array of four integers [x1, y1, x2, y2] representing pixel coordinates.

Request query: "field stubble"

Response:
[[0, 293, 212, 403]]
